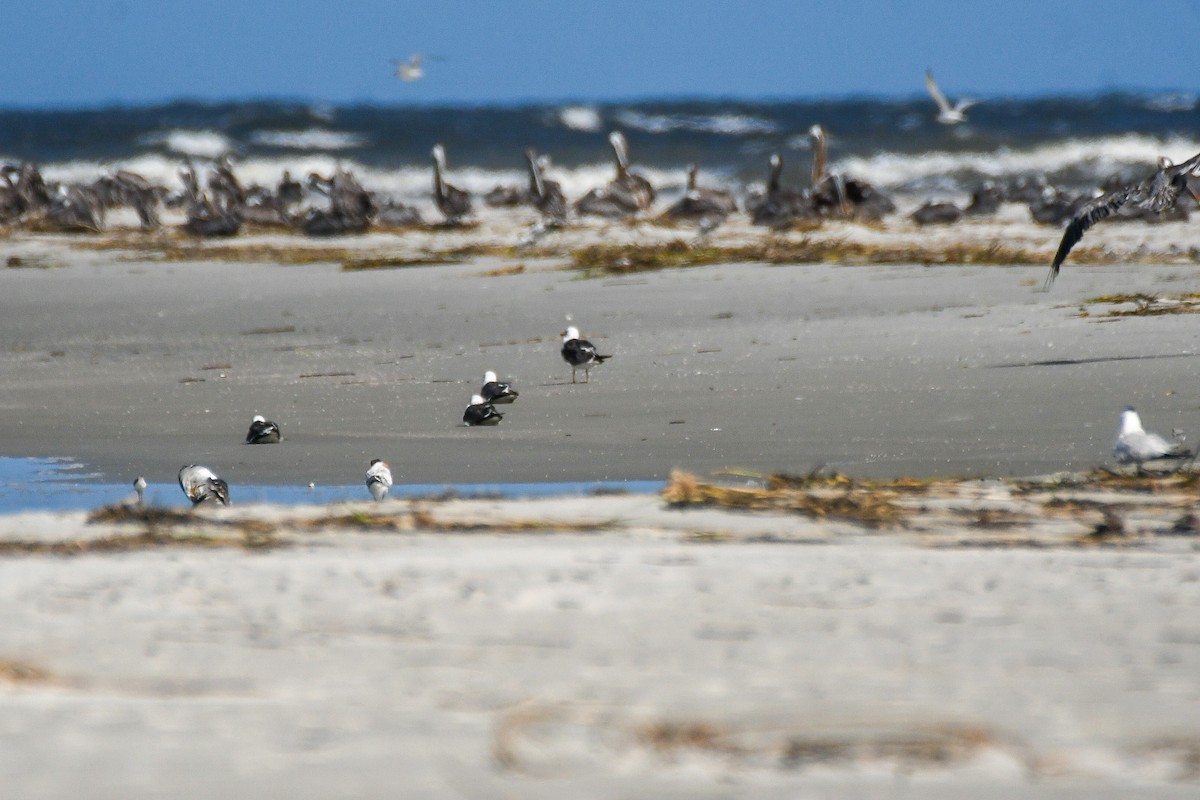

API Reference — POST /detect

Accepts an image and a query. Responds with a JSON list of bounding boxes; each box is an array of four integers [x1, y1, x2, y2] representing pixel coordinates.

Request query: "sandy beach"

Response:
[[2, 214, 1200, 489], [2, 217, 1200, 797]]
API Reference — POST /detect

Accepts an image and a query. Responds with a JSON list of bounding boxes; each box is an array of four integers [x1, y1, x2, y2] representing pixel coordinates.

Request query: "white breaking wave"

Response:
[[248, 129, 367, 150], [139, 129, 233, 158], [834, 134, 1200, 190], [1143, 93, 1198, 113], [558, 106, 603, 132], [614, 110, 778, 136]]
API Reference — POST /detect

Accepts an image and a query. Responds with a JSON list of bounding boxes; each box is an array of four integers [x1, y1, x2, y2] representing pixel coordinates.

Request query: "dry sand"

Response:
[[2, 217, 1200, 798], [0, 489, 1198, 798]]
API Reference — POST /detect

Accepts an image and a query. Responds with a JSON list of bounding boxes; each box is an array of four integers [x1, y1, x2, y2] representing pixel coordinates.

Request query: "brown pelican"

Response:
[[480, 370, 519, 404], [963, 181, 1004, 216], [365, 459, 393, 501], [910, 200, 963, 225], [560, 326, 611, 384], [661, 163, 737, 224], [1113, 407, 1191, 470], [431, 144, 473, 223], [525, 148, 567, 223], [178, 465, 230, 506], [300, 168, 375, 235], [244, 414, 281, 444], [1046, 152, 1200, 288], [747, 153, 809, 228], [184, 194, 242, 236], [808, 125, 894, 221], [463, 394, 503, 426], [925, 70, 977, 125], [575, 131, 655, 218]]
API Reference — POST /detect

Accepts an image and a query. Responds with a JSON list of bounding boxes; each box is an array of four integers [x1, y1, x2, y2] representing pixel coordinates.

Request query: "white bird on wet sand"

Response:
[[560, 326, 611, 384], [463, 394, 503, 426], [1113, 407, 1192, 470], [178, 465, 231, 506], [133, 476, 147, 506], [480, 370, 519, 404], [244, 414, 281, 444], [365, 459, 393, 501], [925, 69, 977, 125]]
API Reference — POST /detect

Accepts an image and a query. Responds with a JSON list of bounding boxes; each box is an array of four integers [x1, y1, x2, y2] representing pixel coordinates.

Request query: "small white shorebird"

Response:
[[365, 459, 393, 502], [925, 69, 977, 125], [178, 465, 231, 506], [133, 476, 147, 506], [1113, 407, 1192, 471]]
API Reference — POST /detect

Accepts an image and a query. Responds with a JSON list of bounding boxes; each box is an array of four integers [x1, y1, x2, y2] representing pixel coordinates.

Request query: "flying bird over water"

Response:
[[1045, 152, 1200, 288], [1113, 407, 1192, 470], [480, 370, 519, 404], [560, 326, 611, 384], [392, 54, 425, 82], [178, 465, 230, 506], [925, 70, 977, 125], [244, 414, 281, 444], [365, 458, 393, 501]]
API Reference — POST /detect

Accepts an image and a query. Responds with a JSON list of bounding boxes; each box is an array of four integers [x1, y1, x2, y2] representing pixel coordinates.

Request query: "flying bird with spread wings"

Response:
[[925, 70, 977, 125], [1045, 152, 1200, 289]]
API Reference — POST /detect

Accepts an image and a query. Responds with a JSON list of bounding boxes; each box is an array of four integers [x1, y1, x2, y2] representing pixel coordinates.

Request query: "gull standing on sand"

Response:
[[365, 459, 393, 501], [133, 476, 147, 506], [1045, 152, 1200, 288], [178, 465, 231, 506], [244, 414, 281, 444], [1113, 407, 1192, 469], [480, 371, 519, 404], [561, 326, 611, 384], [925, 70, 977, 125]]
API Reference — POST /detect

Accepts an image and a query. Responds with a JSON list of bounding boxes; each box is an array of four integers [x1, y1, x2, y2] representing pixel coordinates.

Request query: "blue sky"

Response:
[[5, 0, 1198, 108]]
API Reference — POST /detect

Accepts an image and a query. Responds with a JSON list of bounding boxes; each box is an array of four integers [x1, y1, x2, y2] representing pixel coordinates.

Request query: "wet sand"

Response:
[[2, 218, 1200, 489]]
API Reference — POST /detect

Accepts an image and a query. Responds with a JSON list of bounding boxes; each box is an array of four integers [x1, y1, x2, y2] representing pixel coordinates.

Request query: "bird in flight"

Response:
[[925, 70, 977, 125], [1045, 152, 1200, 289], [392, 54, 445, 82]]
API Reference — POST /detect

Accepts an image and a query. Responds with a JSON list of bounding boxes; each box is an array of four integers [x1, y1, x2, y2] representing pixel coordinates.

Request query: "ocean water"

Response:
[[2, 94, 1199, 203], [0, 458, 663, 514]]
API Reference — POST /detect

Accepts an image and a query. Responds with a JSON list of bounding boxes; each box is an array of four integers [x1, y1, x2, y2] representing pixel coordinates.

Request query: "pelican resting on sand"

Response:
[[432, 144, 473, 223], [1046, 152, 1200, 288], [575, 131, 655, 218]]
